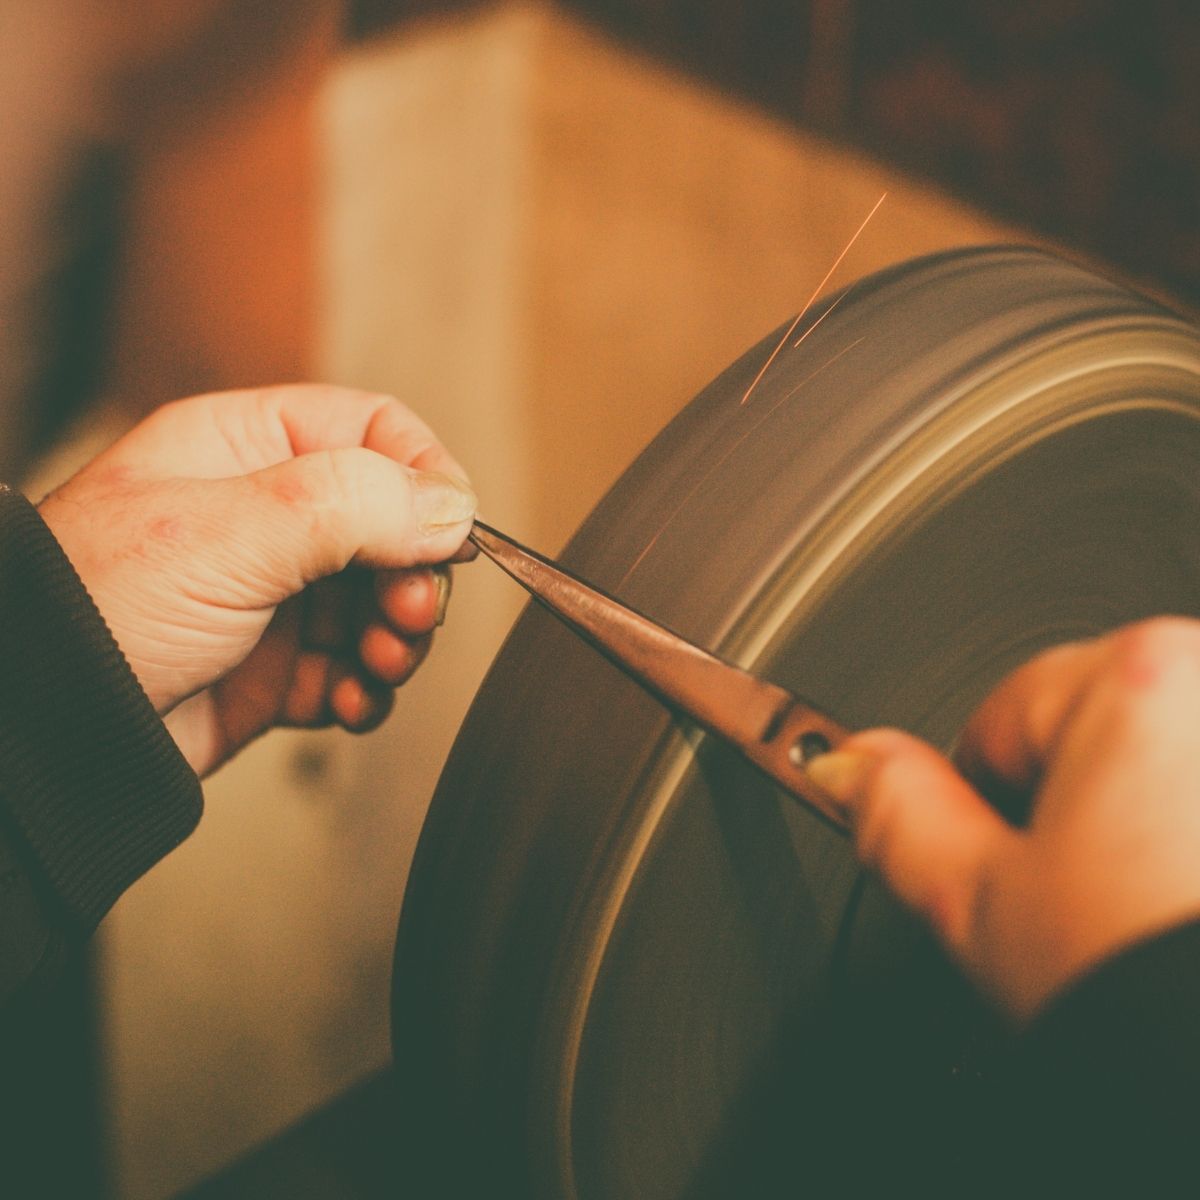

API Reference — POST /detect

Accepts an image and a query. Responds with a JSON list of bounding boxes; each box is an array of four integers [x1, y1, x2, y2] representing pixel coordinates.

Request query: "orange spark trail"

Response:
[[773, 334, 864, 408], [791, 281, 853, 350], [739, 191, 886, 406], [618, 335, 866, 588]]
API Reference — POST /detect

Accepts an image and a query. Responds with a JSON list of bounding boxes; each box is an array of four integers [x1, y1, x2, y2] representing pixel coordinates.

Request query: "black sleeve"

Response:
[[987, 919, 1200, 1190], [0, 486, 202, 1004]]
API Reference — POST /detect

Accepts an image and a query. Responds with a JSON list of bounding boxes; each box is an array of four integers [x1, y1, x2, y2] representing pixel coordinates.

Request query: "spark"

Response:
[[792, 280, 854, 349], [618, 193, 885, 588], [739, 191, 886, 406], [776, 334, 864, 406], [618, 335, 867, 589], [619, 523, 669, 587]]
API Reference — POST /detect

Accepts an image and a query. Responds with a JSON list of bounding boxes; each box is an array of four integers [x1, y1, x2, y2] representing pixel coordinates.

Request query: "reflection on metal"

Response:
[[393, 247, 1200, 1198], [470, 520, 851, 824]]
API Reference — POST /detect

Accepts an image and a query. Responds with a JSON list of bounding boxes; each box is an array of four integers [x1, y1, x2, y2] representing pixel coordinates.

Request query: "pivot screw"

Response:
[[789, 731, 832, 767]]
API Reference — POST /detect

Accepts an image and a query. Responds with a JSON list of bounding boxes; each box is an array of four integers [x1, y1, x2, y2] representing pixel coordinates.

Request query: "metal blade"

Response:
[[469, 521, 850, 827]]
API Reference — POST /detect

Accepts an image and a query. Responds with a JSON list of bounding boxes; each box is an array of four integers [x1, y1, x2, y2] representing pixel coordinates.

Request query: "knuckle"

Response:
[[1111, 614, 1192, 654], [1106, 617, 1199, 691], [256, 453, 366, 575], [264, 459, 316, 508], [311, 451, 365, 555], [319, 451, 355, 506], [306, 450, 363, 519]]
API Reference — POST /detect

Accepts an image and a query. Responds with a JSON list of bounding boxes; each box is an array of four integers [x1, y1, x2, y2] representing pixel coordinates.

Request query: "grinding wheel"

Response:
[[392, 247, 1200, 1196]]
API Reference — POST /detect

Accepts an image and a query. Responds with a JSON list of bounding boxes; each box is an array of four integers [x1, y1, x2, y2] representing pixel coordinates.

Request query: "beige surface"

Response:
[[96, 5, 1014, 1196], [523, 11, 1017, 554]]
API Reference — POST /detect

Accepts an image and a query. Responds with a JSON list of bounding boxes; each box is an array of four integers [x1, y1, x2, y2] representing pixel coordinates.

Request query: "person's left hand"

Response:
[[39, 385, 476, 777]]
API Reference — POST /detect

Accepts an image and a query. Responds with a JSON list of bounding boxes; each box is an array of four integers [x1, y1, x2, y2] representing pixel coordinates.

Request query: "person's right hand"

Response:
[[807, 617, 1200, 1022]]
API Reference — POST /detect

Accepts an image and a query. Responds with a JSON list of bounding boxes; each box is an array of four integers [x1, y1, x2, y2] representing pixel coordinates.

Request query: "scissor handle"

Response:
[[738, 699, 852, 830]]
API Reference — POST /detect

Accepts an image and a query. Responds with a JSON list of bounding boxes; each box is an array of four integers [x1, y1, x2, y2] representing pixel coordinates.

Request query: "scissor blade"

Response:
[[469, 522, 850, 828]]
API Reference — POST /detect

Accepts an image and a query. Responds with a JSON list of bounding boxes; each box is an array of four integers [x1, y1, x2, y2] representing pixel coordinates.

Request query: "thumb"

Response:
[[230, 448, 476, 594], [807, 729, 1017, 959]]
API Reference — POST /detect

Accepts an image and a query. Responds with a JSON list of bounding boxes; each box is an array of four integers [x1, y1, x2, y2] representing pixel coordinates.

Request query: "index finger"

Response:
[[103, 385, 470, 484], [271, 386, 468, 481]]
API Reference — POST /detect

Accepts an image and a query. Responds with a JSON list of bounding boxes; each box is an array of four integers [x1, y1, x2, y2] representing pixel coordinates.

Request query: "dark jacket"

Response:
[[0, 486, 200, 1004]]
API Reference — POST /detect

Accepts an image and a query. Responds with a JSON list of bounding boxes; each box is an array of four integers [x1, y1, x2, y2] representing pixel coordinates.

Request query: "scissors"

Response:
[[469, 521, 852, 830]]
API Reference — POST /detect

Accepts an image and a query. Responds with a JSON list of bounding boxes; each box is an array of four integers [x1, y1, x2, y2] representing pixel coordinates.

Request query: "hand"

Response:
[[807, 617, 1200, 1022], [38, 385, 476, 777]]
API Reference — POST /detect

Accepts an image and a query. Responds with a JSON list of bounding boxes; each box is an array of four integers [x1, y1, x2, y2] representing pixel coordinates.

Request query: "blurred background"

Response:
[[1, 1, 1195, 1196]]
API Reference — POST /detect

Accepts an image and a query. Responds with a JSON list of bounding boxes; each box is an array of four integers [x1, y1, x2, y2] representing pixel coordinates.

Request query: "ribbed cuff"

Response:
[[0, 486, 202, 932]]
